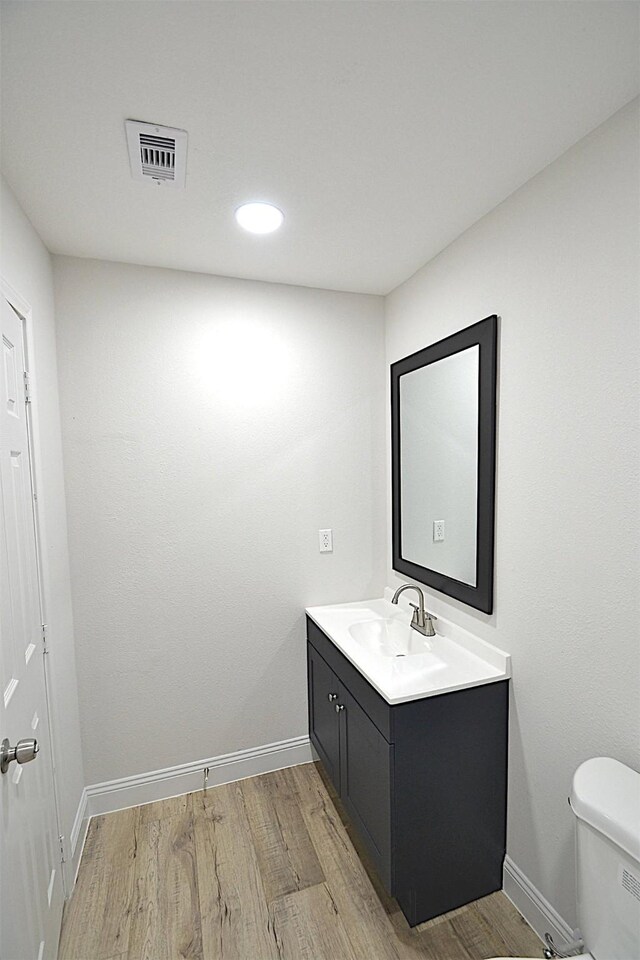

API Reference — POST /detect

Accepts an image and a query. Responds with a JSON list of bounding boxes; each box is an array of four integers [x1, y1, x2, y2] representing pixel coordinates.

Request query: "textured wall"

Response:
[[384, 100, 640, 925], [1, 176, 85, 886], [54, 259, 386, 784]]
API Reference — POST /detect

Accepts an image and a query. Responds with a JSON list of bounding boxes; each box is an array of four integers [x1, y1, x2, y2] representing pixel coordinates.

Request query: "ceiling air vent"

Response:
[[125, 120, 187, 188]]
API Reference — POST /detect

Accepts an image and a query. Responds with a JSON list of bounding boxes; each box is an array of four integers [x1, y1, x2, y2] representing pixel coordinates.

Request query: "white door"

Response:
[[1, 297, 64, 960]]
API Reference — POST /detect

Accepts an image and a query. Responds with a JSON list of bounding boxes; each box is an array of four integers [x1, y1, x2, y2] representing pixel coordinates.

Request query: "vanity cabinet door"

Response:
[[339, 686, 393, 891], [307, 645, 341, 792]]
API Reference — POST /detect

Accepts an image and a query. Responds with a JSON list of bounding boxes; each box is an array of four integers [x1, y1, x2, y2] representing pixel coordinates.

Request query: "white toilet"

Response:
[[489, 757, 640, 960]]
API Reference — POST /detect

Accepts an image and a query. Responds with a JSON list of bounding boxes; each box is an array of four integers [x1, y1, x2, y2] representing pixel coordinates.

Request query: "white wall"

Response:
[[54, 258, 386, 785], [0, 175, 85, 887], [385, 99, 640, 926]]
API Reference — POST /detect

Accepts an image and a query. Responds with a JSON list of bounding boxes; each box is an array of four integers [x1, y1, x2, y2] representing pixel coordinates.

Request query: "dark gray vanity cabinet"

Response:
[[306, 616, 508, 926], [340, 682, 393, 888], [307, 642, 342, 789], [308, 640, 393, 888]]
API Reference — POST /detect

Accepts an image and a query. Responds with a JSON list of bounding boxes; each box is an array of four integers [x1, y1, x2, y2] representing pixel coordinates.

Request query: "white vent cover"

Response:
[[125, 120, 187, 188]]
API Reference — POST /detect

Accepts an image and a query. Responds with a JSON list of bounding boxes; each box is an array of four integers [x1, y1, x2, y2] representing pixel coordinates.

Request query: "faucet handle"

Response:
[[410, 602, 437, 621], [408, 602, 424, 625]]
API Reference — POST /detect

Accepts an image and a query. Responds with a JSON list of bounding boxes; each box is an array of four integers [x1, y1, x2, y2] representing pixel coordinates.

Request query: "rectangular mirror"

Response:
[[391, 315, 497, 613]]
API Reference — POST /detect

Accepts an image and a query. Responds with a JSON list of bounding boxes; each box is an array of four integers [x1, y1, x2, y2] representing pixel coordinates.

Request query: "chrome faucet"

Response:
[[391, 583, 437, 637]]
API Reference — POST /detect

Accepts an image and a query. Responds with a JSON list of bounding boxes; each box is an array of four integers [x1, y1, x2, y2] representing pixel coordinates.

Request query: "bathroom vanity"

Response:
[[306, 594, 510, 926]]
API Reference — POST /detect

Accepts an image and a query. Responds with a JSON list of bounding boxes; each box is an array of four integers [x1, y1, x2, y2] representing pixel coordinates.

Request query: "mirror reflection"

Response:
[[400, 345, 479, 586]]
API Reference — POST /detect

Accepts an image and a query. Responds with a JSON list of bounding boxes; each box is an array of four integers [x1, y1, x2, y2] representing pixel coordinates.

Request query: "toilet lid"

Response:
[[571, 757, 640, 862]]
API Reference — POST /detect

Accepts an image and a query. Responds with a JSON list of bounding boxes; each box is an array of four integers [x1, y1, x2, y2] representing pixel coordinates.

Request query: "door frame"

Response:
[[1, 274, 67, 895]]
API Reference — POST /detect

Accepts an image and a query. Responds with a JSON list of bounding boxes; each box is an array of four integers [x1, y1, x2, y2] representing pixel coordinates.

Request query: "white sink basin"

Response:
[[348, 618, 441, 660], [306, 593, 510, 705]]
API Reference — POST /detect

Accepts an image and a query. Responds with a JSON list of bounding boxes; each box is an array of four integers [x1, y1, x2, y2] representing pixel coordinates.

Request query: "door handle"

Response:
[[1, 738, 39, 775]]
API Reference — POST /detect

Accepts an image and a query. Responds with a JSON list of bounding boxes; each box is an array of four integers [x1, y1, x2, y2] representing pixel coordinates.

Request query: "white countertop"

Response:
[[305, 590, 510, 705]]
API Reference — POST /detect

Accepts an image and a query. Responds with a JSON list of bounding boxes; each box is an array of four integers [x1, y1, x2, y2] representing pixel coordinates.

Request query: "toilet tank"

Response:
[[571, 758, 640, 960]]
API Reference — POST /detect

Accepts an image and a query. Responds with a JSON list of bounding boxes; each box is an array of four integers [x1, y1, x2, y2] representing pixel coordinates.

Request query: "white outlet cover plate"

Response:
[[433, 520, 445, 542], [319, 529, 333, 553]]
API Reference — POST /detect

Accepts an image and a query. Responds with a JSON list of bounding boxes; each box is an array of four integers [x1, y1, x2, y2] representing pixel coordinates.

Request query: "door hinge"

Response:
[[59, 835, 66, 864], [23, 371, 31, 404], [42, 623, 49, 654]]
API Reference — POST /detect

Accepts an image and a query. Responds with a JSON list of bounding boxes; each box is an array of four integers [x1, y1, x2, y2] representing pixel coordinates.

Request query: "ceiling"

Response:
[[2, 2, 638, 295]]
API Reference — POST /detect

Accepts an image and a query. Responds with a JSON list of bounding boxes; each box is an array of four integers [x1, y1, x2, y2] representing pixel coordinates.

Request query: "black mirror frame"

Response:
[[391, 314, 497, 614]]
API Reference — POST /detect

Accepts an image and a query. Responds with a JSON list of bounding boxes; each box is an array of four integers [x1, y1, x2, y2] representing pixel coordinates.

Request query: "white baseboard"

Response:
[[69, 788, 88, 854], [67, 788, 89, 889], [86, 734, 313, 818], [503, 855, 578, 948]]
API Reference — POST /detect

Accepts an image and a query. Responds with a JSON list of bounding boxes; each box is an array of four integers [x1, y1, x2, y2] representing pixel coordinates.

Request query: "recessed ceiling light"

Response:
[[235, 202, 284, 234]]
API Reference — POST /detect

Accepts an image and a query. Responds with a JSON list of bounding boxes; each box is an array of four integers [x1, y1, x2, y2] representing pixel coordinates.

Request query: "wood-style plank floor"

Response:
[[59, 762, 543, 960]]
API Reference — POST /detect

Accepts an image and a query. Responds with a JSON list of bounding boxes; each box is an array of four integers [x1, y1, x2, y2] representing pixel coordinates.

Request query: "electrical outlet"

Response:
[[433, 520, 445, 542], [319, 529, 333, 553]]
